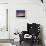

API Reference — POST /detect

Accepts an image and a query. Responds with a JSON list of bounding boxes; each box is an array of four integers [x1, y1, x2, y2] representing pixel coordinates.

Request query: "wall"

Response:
[[8, 0, 46, 46], [9, 0, 46, 45], [9, 0, 43, 35]]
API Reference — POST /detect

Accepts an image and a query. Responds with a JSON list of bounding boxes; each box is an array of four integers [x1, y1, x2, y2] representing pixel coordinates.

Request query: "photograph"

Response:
[[16, 10, 25, 17]]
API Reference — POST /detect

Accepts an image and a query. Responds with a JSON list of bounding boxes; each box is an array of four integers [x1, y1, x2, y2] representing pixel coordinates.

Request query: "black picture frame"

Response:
[[16, 10, 25, 17]]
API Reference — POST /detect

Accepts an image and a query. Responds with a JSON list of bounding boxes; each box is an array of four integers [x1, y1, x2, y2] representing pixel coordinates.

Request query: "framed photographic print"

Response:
[[16, 10, 25, 17]]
